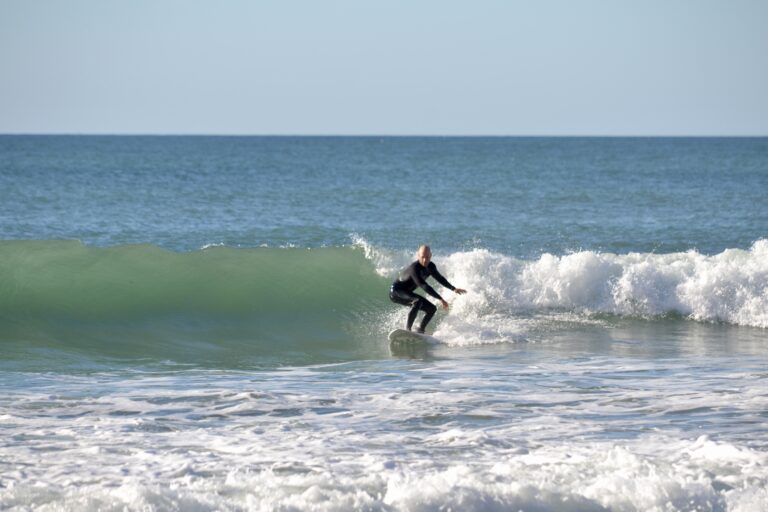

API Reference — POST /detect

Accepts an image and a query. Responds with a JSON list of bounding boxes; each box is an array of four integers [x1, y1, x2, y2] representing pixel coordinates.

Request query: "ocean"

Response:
[[1, 135, 767, 511]]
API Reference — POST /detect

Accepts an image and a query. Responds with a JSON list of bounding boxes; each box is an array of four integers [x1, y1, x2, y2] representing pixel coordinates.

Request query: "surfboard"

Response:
[[388, 328, 440, 344]]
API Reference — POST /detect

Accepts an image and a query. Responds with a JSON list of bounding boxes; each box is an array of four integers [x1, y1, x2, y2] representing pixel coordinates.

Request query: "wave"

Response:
[[1, 239, 766, 365], [0, 241, 390, 367], [0, 240, 387, 317], [353, 238, 768, 341], [427, 239, 768, 344]]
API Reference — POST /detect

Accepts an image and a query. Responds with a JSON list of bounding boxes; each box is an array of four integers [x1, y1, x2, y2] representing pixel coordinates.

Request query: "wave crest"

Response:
[[434, 240, 768, 335]]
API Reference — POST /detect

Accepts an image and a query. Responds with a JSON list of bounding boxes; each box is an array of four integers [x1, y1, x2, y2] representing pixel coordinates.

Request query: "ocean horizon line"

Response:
[[1, 132, 767, 139]]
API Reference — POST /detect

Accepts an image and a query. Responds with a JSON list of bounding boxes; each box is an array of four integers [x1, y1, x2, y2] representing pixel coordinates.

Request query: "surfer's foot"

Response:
[[415, 328, 425, 334]]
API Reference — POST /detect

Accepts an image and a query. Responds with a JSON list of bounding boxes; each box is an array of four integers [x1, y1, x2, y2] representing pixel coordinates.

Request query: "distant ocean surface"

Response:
[[1, 135, 767, 511]]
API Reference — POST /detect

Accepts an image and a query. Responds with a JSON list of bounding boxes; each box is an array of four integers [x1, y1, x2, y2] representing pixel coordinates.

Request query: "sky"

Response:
[[1, 0, 766, 136]]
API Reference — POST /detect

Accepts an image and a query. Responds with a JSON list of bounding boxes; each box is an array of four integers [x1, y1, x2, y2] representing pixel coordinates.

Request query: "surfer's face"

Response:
[[418, 247, 431, 267]]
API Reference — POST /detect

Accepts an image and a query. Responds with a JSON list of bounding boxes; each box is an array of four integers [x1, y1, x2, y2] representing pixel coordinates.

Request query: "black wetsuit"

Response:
[[389, 261, 456, 332]]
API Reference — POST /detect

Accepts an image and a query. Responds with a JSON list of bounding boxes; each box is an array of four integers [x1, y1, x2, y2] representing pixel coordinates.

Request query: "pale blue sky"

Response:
[[1, 0, 766, 135]]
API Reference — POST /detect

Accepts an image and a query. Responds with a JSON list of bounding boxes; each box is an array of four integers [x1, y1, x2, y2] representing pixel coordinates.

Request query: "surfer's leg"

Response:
[[416, 299, 437, 333], [390, 288, 425, 331], [406, 302, 420, 331]]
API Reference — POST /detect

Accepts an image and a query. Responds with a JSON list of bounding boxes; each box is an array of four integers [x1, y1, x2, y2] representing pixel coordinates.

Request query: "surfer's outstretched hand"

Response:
[[440, 299, 450, 309], [454, 288, 467, 295]]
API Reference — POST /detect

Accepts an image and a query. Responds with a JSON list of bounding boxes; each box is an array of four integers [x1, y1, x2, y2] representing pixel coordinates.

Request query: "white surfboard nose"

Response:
[[388, 329, 440, 344]]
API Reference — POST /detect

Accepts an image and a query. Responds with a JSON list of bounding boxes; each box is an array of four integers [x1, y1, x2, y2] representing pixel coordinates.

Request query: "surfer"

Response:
[[389, 245, 467, 333]]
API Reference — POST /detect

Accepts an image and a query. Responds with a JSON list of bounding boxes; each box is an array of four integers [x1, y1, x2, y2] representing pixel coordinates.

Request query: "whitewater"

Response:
[[1, 135, 767, 511], [2, 362, 767, 511], [362, 238, 768, 333]]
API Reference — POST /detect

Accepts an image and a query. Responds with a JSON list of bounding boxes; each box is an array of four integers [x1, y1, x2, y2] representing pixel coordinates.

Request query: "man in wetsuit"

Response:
[[389, 245, 467, 333]]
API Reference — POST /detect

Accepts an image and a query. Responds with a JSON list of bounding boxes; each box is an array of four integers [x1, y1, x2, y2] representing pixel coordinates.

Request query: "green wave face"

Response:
[[0, 241, 392, 369]]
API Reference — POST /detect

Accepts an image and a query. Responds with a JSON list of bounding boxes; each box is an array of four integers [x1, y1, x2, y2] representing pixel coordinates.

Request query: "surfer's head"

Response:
[[418, 245, 432, 267]]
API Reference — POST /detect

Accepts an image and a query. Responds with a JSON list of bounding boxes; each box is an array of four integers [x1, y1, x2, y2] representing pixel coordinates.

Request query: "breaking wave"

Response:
[[1, 239, 766, 366]]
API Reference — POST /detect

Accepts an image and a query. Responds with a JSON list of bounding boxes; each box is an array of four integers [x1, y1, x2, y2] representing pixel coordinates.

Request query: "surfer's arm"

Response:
[[429, 263, 467, 296], [411, 269, 445, 302], [428, 263, 456, 291], [420, 282, 449, 309], [420, 282, 445, 302]]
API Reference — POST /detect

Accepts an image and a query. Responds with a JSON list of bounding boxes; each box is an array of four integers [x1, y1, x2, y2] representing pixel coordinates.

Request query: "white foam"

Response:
[[199, 242, 226, 250], [355, 238, 768, 345], [423, 241, 768, 338], [2, 365, 766, 512]]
